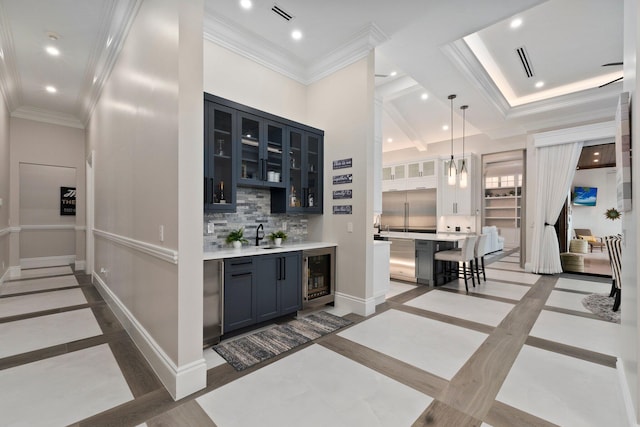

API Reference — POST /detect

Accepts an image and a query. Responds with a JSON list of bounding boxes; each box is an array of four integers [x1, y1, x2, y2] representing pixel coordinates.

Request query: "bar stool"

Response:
[[434, 235, 477, 292], [474, 234, 489, 283], [604, 235, 622, 312]]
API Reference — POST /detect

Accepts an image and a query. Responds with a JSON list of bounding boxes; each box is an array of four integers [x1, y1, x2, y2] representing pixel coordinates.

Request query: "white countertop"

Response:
[[204, 241, 337, 260], [380, 231, 467, 242]]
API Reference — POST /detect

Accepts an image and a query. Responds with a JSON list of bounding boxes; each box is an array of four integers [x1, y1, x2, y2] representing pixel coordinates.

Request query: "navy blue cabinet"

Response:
[[224, 252, 302, 333], [204, 98, 237, 212], [223, 257, 255, 332]]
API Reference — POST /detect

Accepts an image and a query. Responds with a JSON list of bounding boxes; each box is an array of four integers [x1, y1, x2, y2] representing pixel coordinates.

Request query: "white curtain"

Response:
[[530, 141, 584, 274]]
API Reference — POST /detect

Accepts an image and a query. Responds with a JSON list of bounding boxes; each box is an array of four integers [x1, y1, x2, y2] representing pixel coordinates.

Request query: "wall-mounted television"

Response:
[[573, 186, 598, 206]]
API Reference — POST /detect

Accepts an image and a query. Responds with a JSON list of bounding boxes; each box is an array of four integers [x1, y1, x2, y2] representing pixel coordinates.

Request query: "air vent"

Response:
[[516, 46, 534, 78], [272, 4, 294, 21]]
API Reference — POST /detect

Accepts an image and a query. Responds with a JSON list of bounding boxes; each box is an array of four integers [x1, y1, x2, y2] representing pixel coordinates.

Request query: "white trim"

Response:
[[75, 226, 87, 232], [533, 121, 616, 148], [20, 255, 76, 269], [20, 224, 77, 231], [92, 273, 207, 400], [9, 226, 20, 233], [334, 291, 376, 317], [617, 358, 640, 426], [8, 266, 21, 279], [0, 267, 9, 286], [93, 228, 178, 264], [74, 260, 86, 271], [0, 227, 9, 238], [11, 106, 84, 129]]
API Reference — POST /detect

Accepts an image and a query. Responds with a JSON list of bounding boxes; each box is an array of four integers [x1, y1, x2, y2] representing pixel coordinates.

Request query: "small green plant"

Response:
[[604, 207, 622, 221], [226, 228, 249, 244], [268, 230, 288, 241]]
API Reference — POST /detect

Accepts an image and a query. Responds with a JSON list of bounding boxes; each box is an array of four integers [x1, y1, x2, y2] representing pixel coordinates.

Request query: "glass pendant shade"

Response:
[[448, 156, 457, 186], [459, 159, 468, 189]]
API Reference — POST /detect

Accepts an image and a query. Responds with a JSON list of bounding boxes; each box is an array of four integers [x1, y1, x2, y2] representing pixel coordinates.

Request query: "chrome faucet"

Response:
[[256, 224, 264, 246]]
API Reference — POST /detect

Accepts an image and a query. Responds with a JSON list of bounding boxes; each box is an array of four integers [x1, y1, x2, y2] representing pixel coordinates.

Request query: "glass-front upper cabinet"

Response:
[[279, 128, 322, 214], [204, 100, 236, 212], [237, 113, 285, 188]]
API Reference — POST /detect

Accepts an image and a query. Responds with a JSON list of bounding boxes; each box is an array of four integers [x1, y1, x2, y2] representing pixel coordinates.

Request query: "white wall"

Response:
[[9, 118, 85, 270], [621, 0, 639, 420], [307, 55, 376, 316], [570, 168, 622, 238], [0, 95, 9, 282], [86, 0, 205, 400]]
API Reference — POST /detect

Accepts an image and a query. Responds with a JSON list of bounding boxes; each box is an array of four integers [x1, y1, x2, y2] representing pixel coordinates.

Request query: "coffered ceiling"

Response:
[[0, 0, 624, 150]]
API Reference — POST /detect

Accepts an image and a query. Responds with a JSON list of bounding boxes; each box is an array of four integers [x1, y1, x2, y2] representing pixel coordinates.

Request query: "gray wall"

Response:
[[0, 95, 8, 280]]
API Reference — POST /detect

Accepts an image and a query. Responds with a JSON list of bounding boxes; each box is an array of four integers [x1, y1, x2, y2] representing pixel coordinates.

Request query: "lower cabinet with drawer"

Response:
[[224, 251, 302, 334]]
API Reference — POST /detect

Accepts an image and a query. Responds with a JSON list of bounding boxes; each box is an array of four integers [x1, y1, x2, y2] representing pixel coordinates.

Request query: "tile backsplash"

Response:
[[204, 187, 308, 251]]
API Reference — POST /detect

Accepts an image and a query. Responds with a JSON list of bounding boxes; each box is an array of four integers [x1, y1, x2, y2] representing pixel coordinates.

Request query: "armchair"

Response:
[[573, 228, 605, 253]]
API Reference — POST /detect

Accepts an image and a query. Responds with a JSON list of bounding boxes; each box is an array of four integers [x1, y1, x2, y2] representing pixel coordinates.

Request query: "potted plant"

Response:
[[226, 228, 248, 249], [268, 230, 287, 247]]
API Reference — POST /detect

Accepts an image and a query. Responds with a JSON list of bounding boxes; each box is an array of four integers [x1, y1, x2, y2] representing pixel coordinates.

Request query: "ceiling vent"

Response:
[[516, 46, 534, 78], [272, 4, 294, 21]]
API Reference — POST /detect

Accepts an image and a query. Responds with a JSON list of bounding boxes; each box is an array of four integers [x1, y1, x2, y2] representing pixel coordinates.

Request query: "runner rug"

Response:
[[212, 311, 352, 371]]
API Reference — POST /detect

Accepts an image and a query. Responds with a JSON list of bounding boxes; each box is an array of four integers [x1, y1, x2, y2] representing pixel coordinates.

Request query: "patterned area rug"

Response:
[[582, 293, 620, 324], [213, 311, 352, 371]]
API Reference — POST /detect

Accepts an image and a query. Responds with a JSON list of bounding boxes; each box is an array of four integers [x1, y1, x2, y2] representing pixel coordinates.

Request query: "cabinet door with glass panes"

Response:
[[204, 100, 236, 212], [406, 159, 437, 190], [237, 113, 286, 188], [282, 128, 323, 214]]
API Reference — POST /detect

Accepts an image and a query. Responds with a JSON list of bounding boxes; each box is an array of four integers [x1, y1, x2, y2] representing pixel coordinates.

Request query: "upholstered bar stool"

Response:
[[474, 234, 489, 283], [434, 235, 478, 292], [604, 235, 622, 312]]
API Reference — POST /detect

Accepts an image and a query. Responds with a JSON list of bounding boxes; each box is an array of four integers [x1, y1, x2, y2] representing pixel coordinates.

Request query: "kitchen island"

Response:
[[382, 231, 467, 286]]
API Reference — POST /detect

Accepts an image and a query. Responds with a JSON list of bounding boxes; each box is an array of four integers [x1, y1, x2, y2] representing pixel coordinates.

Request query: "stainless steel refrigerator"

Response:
[[381, 189, 437, 232]]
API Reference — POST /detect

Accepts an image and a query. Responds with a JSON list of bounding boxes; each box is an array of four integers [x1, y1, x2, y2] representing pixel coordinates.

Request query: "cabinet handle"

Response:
[[230, 260, 252, 267], [282, 257, 286, 280], [204, 177, 208, 204], [231, 272, 252, 278]]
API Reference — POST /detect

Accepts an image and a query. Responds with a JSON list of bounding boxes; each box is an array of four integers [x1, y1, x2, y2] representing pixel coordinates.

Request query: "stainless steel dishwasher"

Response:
[[389, 238, 416, 282], [203, 259, 223, 347]]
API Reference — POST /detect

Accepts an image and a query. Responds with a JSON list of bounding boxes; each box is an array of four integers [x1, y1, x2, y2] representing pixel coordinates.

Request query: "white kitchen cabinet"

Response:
[[406, 159, 437, 190], [381, 164, 407, 191], [438, 154, 477, 216]]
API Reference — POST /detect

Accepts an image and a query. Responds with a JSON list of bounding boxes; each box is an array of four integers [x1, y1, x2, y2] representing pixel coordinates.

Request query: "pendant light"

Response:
[[447, 94, 457, 186], [459, 105, 469, 189]]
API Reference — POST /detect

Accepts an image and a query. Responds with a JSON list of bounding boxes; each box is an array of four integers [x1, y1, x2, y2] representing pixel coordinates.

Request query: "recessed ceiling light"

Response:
[[45, 46, 60, 56], [291, 30, 302, 40], [240, 0, 252, 10], [535, 81, 544, 88], [442, 125, 449, 131], [594, 152, 600, 155], [510, 18, 523, 29], [387, 138, 393, 143], [45, 85, 57, 93], [421, 93, 429, 100], [594, 159, 600, 163], [390, 71, 397, 77]]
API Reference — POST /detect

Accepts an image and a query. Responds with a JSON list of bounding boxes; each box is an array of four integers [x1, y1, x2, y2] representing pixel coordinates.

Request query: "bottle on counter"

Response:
[[308, 193, 314, 207], [290, 186, 297, 207]]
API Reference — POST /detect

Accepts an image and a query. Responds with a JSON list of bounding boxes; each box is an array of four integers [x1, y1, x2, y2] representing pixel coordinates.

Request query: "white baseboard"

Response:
[[92, 273, 206, 400], [334, 291, 376, 317], [8, 266, 21, 279], [20, 255, 76, 269], [74, 260, 86, 271], [0, 267, 9, 286], [617, 358, 640, 426]]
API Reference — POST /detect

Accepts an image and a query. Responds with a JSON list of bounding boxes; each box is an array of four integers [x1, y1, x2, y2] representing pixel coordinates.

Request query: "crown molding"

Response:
[[441, 39, 511, 116], [533, 121, 616, 147], [0, 1, 22, 111], [203, 13, 388, 85], [203, 13, 306, 84], [11, 106, 84, 129], [80, 0, 142, 126], [306, 23, 389, 84]]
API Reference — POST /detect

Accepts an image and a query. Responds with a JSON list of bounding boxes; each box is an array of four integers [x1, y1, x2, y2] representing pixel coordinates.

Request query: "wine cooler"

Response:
[[302, 247, 336, 309]]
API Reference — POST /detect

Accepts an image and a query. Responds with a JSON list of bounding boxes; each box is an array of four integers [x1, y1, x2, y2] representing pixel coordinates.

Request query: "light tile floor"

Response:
[[386, 280, 418, 299], [497, 344, 626, 427], [0, 263, 630, 426], [1, 274, 79, 295], [554, 276, 612, 294], [197, 344, 432, 427], [545, 289, 591, 313]]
